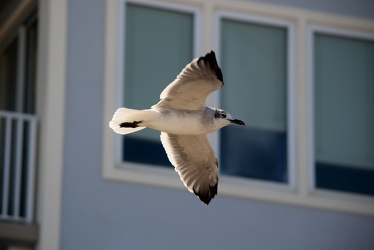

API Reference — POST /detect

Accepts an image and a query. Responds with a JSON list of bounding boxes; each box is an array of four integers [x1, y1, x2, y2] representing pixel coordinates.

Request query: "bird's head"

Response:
[[213, 109, 245, 128]]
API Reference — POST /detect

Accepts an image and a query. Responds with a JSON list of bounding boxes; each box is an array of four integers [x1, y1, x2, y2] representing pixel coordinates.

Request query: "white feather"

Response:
[[109, 108, 146, 135]]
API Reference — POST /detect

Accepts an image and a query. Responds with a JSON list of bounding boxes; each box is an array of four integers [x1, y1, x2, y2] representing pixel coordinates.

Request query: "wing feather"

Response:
[[160, 132, 218, 205], [152, 51, 223, 111]]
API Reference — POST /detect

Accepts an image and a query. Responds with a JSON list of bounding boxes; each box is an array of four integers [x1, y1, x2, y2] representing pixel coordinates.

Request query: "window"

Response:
[[216, 12, 295, 185], [118, 0, 200, 168], [311, 27, 374, 197]]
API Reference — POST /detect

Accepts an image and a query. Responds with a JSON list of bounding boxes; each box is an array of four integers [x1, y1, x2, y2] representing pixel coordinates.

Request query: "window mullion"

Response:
[[16, 26, 26, 113]]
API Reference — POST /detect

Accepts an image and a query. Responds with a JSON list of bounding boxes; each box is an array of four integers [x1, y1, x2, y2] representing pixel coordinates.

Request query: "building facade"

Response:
[[0, 0, 374, 249]]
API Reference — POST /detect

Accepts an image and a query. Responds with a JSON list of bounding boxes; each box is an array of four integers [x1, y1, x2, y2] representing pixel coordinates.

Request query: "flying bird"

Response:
[[109, 51, 245, 205]]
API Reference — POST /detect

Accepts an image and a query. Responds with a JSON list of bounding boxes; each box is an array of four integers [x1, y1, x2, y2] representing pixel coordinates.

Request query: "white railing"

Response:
[[0, 110, 37, 223]]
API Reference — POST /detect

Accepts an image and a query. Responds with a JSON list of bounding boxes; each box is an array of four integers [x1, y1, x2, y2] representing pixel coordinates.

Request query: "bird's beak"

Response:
[[229, 119, 245, 126]]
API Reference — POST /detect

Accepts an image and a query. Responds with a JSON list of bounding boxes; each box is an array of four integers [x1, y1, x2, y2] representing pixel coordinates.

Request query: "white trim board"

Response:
[[36, 0, 68, 249]]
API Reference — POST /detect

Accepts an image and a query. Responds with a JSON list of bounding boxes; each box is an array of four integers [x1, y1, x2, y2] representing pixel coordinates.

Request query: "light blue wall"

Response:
[[61, 0, 374, 249]]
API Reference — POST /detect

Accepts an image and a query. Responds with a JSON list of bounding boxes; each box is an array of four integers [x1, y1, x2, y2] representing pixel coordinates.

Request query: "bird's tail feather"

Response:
[[109, 107, 147, 135]]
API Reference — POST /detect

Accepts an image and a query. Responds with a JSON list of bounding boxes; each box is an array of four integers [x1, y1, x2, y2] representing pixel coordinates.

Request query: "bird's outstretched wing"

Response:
[[152, 51, 224, 111], [160, 132, 218, 205]]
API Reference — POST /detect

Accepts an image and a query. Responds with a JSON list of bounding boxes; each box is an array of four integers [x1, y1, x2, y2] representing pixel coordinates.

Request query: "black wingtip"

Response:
[[194, 183, 218, 205], [198, 50, 224, 84]]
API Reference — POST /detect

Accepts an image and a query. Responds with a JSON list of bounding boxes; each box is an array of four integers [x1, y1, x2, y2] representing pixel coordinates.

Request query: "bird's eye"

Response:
[[220, 112, 226, 118]]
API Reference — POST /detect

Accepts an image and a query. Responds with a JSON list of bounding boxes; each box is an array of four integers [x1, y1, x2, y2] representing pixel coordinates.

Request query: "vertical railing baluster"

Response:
[[13, 117, 24, 220], [25, 118, 37, 223], [1, 117, 12, 219]]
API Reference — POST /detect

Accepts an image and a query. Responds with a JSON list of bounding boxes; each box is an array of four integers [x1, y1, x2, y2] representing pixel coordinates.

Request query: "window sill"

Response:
[[103, 160, 374, 216]]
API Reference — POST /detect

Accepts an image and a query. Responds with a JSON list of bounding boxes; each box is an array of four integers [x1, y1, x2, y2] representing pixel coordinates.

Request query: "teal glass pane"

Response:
[[123, 3, 194, 167], [314, 32, 374, 196], [220, 18, 288, 183]]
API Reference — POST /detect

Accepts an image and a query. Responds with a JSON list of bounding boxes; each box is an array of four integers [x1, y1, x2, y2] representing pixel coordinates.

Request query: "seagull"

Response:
[[109, 51, 245, 205]]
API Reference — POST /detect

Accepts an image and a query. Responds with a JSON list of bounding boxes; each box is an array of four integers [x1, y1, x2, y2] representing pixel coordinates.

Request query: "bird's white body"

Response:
[[115, 107, 231, 136], [109, 51, 244, 205]]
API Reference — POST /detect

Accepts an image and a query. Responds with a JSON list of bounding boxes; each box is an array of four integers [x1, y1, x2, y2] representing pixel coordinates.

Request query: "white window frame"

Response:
[[307, 25, 374, 199], [103, 0, 374, 215], [212, 10, 297, 192], [103, 0, 203, 191]]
